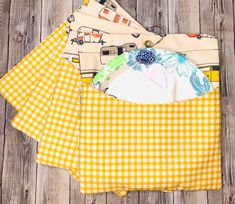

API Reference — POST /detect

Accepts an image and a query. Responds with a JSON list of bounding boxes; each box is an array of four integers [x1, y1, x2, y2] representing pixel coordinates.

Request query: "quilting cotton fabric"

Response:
[[0, 22, 69, 111], [0, 0, 222, 197], [36, 58, 81, 170], [1, 19, 220, 194], [10, 0, 145, 152], [63, 11, 156, 71], [91, 48, 213, 104], [11, 32, 69, 141], [65, 30, 219, 85], [9, 28, 221, 188], [64, 7, 219, 82], [79, 83, 222, 194], [77, 0, 145, 30]]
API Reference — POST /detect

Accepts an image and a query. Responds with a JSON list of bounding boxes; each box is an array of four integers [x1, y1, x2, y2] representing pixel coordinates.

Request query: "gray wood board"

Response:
[[0, 0, 234, 203]]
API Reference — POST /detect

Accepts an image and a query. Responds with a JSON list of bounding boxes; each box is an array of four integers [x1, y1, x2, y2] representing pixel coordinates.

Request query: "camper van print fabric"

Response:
[[64, 13, 219, 85], [78, 0, 145, 30], [62, 0, 220, 85], [63, 11, 153, 61], [0, 0, 222, 197], [92, 48, 213, 104]]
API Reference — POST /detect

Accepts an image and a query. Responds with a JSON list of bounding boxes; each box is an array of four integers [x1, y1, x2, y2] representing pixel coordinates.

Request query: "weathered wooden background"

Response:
[[0, 0, 234, 203]]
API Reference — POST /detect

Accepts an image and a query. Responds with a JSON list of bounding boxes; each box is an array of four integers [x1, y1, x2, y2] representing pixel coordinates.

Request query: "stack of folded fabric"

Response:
[[0, 0, 222, 196]]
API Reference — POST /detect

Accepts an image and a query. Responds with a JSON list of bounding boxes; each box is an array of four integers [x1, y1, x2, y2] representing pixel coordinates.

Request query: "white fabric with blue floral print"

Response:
[[91, 48, 213, 104]]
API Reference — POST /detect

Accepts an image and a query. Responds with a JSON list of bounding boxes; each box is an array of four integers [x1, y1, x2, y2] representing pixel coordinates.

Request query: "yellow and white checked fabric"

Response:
[[36, 59, 81, 170], [12, 33, 69, 141], [27, 58, 126, 196], [0, 8, 222, 196], [79, 84, 222, 194], [0, 23, 68, 112], [0, 21, 83, 177]]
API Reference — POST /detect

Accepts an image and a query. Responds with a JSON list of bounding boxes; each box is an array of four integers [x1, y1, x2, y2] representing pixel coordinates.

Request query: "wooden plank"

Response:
[[107, 192, 139, 204], [41, 0, 73, 36], [70, 2, 110, 203], [86, 193, 107, 204], [0, 1, 234, 204], [139, 191, 173, 204], [36, 166, 70, 204], [1, 0, 41, 203], [214, 0, 235, 203], [0, 0, 10, 203], [200, 1, 223, 203], [207, 190, 223, 204], [168, 0, 200, 33], [116, 0, 138, 20], [105, 0, 140, 203], [139, 191, 160, 204], [136, 0, 173, 203], [68, 3, 86, 204], [72, 0, 83, 11], [137, 0, 168, 31], [0, 0, 10, 77], [168, 0, 208, 203], [69, 177, 85, 204], [35, 1, 73, 204], [174, 191, 207, 204], [199, 0, 215, 35]]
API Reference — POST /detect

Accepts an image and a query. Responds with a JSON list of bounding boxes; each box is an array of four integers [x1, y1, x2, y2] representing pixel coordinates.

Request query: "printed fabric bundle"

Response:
[[0, 0, 221, 196]]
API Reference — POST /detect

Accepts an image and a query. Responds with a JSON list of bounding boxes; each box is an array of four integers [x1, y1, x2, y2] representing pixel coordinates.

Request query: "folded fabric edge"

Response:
[[11, 117, 40, 142], [80, 185, 222, 195], [0, 22, 69, 111]]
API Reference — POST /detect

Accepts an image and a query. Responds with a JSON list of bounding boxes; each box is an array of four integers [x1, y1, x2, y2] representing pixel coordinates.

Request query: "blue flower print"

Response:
[[127, 49, 162, 71], [190, 70, 211, 96], [136, 50, 157, 65], [160, 52, 196, 77]]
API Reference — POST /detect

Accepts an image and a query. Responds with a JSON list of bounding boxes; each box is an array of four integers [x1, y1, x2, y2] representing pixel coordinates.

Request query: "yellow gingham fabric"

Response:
[[36, 58, 81, 170], [79, 84, 222, 194], [12, 32, 69, 141], [8, 21, 82, 172], [31, 58, 126, 196], [0, 14, 222, 196], [0, 21, 84, 183], [0, 23, 68, 112]]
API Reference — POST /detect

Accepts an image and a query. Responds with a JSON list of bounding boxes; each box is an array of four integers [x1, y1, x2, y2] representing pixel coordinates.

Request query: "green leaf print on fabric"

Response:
[[93, 53, 127, 84]]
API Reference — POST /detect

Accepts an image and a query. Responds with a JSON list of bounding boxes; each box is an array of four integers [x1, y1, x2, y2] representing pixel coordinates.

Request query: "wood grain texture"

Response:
[[69, 177, 85, 204], [200, 1, 223, 203], [36, 166, 70, 204], [168, 1, 208, 204], [0, 0, 234, 203], [0, 0, 10, 202], [136, 1, 173, 203], [69, 2, 86, 203], [1, 0, 41, 203], [35, 1, 72, 204], [169, 3, 208, 204], [216, 0, 235, 203], [137, 0, 168, 32], [106, 0, 140, 203]]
